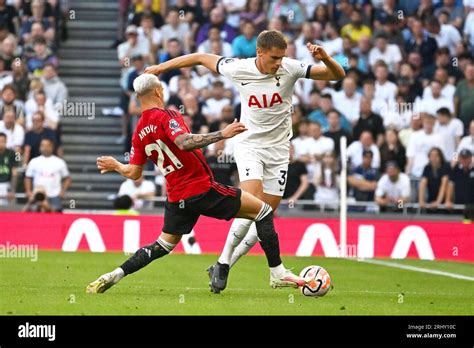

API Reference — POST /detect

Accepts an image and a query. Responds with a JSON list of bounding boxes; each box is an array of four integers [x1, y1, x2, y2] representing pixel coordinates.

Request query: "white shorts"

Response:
[[233, 143, 290, 197]]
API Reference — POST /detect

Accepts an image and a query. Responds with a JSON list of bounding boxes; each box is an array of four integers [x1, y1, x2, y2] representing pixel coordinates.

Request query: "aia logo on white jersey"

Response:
[[248, 92, 283, 108]]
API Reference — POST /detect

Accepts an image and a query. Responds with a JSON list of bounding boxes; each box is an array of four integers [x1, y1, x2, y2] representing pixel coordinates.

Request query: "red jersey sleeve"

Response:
[[163, 109, 190, 142], [129, 131, 147, 165]]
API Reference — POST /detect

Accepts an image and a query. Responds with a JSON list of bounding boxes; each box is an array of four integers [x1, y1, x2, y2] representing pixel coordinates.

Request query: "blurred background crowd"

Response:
[[114, 0, 473, 216], [0, 0, 472, 217]]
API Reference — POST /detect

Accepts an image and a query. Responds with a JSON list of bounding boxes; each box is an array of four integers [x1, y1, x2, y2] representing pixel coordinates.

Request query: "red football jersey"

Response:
[[129, 108, 213, 202]]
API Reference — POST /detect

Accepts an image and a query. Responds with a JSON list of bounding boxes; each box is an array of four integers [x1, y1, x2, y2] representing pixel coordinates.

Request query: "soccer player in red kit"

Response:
[[86, 74, 309, 294]]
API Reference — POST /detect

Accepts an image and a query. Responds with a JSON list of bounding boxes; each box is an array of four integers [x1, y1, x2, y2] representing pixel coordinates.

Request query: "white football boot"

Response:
[[270, 269, 309, 288]]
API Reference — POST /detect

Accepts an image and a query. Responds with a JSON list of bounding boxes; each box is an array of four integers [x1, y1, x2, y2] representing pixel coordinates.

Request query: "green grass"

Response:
[[1, 251, 473, 315]]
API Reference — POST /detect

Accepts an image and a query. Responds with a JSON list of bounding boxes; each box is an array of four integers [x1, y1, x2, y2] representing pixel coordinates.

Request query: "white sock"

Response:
[[230, 223, 258, 268], [110, 267, 125, 284], [270, 263, 286, 278], [218, 218, 253, 265]]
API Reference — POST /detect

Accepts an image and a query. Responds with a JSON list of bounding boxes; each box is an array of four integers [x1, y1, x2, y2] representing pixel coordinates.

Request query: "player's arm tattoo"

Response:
[[174, 131, 224, 151]]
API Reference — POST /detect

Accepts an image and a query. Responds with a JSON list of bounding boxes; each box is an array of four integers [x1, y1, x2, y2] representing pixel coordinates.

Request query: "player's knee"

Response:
[[253, 203, 272, 222]]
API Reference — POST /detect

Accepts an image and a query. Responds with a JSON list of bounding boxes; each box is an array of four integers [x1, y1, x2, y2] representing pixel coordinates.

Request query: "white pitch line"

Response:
[[357, 258, 474, 282]]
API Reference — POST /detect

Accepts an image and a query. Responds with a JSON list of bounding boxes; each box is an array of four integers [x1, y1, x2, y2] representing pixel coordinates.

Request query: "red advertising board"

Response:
[[0, 212, 472, 262]]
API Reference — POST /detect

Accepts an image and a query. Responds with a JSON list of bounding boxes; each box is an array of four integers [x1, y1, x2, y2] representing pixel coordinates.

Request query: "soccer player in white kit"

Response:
[[145, 30, 345, 292]]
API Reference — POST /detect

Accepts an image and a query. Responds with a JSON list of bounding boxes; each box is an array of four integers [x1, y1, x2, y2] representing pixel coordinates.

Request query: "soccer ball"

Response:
[[299, 265, 331, 297]]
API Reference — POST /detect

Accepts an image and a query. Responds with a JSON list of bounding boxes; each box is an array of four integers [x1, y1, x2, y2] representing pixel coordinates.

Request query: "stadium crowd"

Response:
[[0, 0, 70, 212], [115, 0, 474, 216]]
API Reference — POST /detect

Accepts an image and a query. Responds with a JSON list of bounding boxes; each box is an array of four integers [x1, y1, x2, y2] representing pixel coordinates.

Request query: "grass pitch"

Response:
[[1, 251, 473, 315]]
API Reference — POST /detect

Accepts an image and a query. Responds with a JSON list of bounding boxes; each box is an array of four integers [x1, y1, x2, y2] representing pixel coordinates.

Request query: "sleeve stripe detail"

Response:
[[305, 65, 313, 79], [216, 56, 225, 75]]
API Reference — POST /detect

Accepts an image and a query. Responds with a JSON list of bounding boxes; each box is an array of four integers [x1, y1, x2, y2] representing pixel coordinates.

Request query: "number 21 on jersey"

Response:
[[145, 140, 183, 176]]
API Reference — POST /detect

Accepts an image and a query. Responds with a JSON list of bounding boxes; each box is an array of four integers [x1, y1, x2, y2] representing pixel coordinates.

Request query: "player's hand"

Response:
[[306, 43, 329, 60], [221, 119, 247, 139], [144, 64, 164, 75], [97, 156, 118, 174]]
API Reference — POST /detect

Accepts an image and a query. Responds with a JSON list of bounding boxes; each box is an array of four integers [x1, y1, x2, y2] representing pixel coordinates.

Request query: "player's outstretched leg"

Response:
[[230, 223, 258, 267], [86, 234, 179, 293], [209, 192, 308, 293]]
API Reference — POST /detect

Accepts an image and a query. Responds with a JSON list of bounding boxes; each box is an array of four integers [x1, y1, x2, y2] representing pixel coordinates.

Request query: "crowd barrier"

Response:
[[0, 212, 472, 262]]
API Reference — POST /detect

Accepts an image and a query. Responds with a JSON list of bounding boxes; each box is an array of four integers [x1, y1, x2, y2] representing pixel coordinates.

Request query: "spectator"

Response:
[[434, 107, 463, 161], [201, 80, 231, 125], [300, 121, 335, 168], [40, 63, 68, 105], [445, 149, 474, 218], [422, 48, 464, 85], [113, 195, 139, 216], [137, 13, 162, 59], [283, 144, 312, 203], [11, 60, 30, 101], [416, 80, 454, 115], [324, 109, 352, 157], [454, 62, 474, 131], [406, 113, 447, 178], [0, 109, 23, 153], [347, 130, 381, 169], [118, 25, 152, 67], [353, 96, 385, 145], [22, 186, 51, 212], [267, 0, 305, 31], [424, 16, 461, 56], [380, 128, 407, 173], [333, 77, 362, 124], [313, 151, 339, 207], [206, 137, 237, 186], [308, 93, 352, 133], [418, 147, 450, 210], [404, 18, 438, 68], [22, 111, 56, 165], [369, 31, 402, 74], [375, 161, 411, 208], [130, 0, 165, 29], [20, 0, 55, 45], [197, 25, 233, 57], [399, 114, 423, 149], [0, 132, 18, 205], [362, 78, 387, 115], [422, 66, 456, 99], [160, 7, 190, 52], [0, 0, 19, 35], [26, 37, 59, 76], [341, 9, 372, 43], [0, 58, 13, 90], [1, 36, 20, 71], [118, 175, 156, 210], [456, 120, 474, 159], [232, 20, 257, 58], [195, 7, 236, 46], [0, 84, 24, 121], [291, 119, 310, 159], [24, 90, 59, 130], [348, 149, 379, 202], [240, 0, 267, 33], [158, 38, 184, 84], [24, 138, 71, 212], [321, 22, 343, 57], [434, 0, 463, 26], [373, 61, 397, 102]]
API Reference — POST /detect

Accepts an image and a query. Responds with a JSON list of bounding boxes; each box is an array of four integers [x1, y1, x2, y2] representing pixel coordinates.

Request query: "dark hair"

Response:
[[141, 13, 154, 22], [428, 147, 446, 167], [212, 80, 224, 88], [425, 16, 440, 27], [257, 30, 287, 51], [33, 111, 45, 121], [327, 108, 340, 117], [436, 107, 451, 117], [362, 78, 375, 86], [321, 93, 333, 100], [167, 38, 181, 45], [167, 6, 179, 14], [245, 0, 263, 13], [2, 84, 17, 94], [114, 195, 133, 210], [33, 37, 47, 46], [436, 47, 450, 56], [0, 132, 6, 139]]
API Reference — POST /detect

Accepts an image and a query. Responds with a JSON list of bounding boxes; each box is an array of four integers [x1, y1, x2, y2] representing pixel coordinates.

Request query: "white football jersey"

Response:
[[217, 57, 312, 148]]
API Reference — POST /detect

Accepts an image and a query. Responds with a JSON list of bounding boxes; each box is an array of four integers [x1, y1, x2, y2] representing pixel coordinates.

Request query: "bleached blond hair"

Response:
[[133, 74, 162, 96]]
